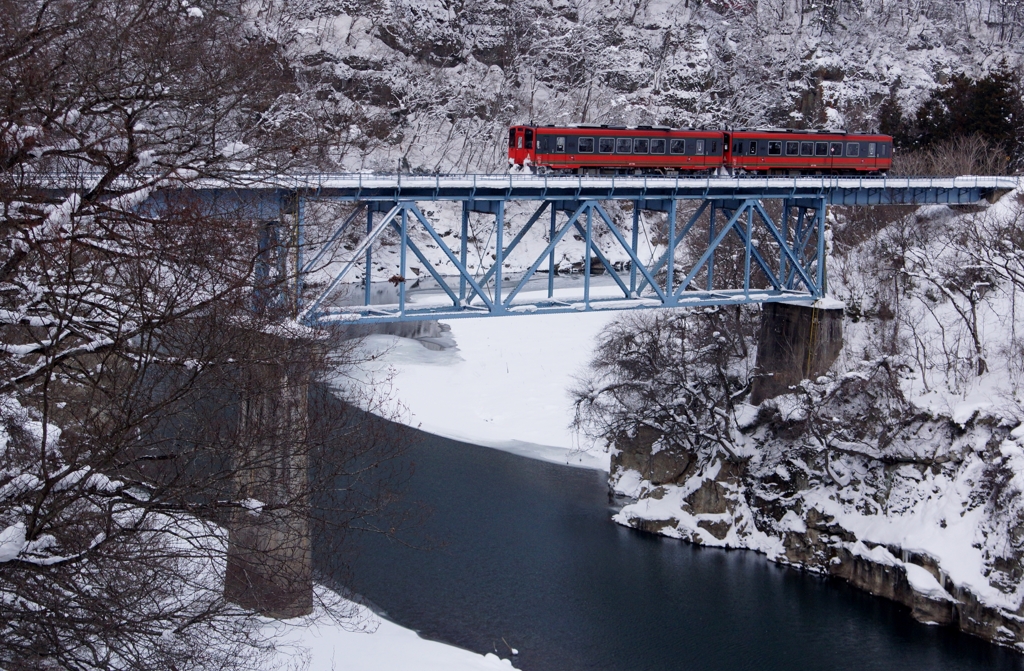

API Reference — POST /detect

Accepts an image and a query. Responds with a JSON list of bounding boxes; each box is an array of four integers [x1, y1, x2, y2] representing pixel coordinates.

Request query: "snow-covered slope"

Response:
[[267, 586, 519, 671]]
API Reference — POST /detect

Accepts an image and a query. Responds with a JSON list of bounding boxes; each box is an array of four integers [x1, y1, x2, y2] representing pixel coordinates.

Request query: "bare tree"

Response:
[[572, 308, 757, 466], [0, 1, 409, 669], [892, 134, 1011, 176]]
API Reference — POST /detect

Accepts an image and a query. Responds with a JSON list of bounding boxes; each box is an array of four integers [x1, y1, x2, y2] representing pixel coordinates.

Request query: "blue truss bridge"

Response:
[[35, 172, 1011, 325], [229, 174, 1011, 325]]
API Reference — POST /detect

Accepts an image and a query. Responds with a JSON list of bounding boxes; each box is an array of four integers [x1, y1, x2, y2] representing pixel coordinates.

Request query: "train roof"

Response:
[[515, 124, 890, 137], [534, 124, 717, 132], [732, 127, 848, 135], [730, 128, 891, 136]]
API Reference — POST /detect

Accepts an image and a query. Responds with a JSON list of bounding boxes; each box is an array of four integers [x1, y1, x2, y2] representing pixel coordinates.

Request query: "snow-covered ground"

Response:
[[266, 588, 518, 671], [346, 312, 616, 471]]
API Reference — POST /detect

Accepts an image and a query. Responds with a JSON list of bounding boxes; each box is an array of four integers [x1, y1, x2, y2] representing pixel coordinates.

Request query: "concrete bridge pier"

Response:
[[224, 353, 313, 619], [750, 301, 844, 405]]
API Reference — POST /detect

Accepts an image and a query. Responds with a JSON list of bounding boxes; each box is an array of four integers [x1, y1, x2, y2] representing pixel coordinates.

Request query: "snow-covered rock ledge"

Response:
[[609, 386, 1024, 652]]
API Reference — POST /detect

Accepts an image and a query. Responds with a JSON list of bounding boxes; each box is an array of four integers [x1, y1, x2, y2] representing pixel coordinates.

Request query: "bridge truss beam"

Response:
[[296, 192, 828, 325]]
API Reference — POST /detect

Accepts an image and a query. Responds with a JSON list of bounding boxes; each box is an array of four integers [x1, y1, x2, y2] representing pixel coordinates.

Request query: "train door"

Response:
[[508, 126, 531, 165], [707, 136, 723, 171], [828, 140, 844, 173]]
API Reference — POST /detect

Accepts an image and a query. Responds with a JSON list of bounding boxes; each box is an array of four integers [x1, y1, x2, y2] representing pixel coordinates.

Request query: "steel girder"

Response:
[[296, 194, 828, 325]]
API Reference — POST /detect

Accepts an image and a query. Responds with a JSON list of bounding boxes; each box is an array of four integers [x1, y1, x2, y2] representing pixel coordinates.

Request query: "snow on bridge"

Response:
[[207, 172, 1018, 206]]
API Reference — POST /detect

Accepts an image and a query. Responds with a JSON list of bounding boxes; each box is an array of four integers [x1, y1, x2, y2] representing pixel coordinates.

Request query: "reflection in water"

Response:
[[316, 422, 1024, 671]]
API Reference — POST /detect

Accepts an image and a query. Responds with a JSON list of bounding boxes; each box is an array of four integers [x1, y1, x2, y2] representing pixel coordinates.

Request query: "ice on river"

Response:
[[343, 312, 615, 471]]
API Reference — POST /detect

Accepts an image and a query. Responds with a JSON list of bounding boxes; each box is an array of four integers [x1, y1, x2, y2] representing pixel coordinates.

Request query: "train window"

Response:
[[634, 138, 649, 153], [801, 141, 813, 156], [525, 129, 533, 149], [599, 138, 615, 153], [732, 141, 742, 154], [616, 138, 632, 153], [578, 137, 595, 153], [517, 136, 524, 149], [880, 143, 890, 156], [509, 129, 516, 148], [846, 142, 859, 157], [867, 142, 876, 157], [696, 139, 705, 155], [748, 142, 757, 155], [786, 141, 799, 155], [768, 141, 782, 155], [650, 138, 666, 154], [555, 137, 565, 153], [670, 139, 686, 154], [830, 142, 842, 156], [815, 142, 828, 156], [711, 140, 718, 154]]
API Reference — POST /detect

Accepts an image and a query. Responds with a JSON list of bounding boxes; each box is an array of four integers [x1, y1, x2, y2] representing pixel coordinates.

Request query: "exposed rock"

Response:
[[611, 426, 692, 486], [609, 405, 1024, 653], [684, 462, 741, 515]]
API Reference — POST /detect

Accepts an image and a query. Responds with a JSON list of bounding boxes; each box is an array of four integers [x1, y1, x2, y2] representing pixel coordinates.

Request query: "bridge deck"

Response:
[[234, 173, 1018, 205]]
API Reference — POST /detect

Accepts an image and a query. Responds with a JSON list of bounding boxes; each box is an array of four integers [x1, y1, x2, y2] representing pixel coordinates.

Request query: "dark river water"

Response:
[[317, 422, 1024, 671]]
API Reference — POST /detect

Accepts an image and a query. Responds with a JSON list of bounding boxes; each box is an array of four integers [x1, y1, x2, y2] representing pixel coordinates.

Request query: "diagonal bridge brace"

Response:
[[501, 200, 668, 309], [751, 200, 818, 295], [300, 202, 402, 323], [296, 191, 829, 324], [670, 198, 824, 300]]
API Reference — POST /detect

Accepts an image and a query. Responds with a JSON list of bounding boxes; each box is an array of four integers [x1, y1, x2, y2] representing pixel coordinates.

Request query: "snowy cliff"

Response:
[[284, 0, 1024, 172], [599, 190, 1024, 650]]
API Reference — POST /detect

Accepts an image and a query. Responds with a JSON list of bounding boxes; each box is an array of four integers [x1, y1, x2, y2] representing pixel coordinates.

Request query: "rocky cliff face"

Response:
[[610, 343, 1024, 651], [286, 0, 1024, 173]]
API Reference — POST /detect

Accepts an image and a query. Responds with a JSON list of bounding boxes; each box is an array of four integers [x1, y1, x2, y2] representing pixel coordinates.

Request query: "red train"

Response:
[[507, 125, 892, 175]]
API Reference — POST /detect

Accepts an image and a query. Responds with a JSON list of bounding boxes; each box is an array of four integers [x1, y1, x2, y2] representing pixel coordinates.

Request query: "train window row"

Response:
[[539, 136, 720, 156], [732, 139, 889, 158]]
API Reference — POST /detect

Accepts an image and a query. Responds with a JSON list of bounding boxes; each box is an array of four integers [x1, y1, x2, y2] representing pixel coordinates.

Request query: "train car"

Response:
[[508, 125, 726, 175], [508, 125, 894, 175], [724, 130, 892, 175]]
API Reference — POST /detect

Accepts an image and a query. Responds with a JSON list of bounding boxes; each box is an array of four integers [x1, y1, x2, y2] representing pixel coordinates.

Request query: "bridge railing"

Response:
[[272, 173, 1021, 190], [23, 171, 1022, 195]]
